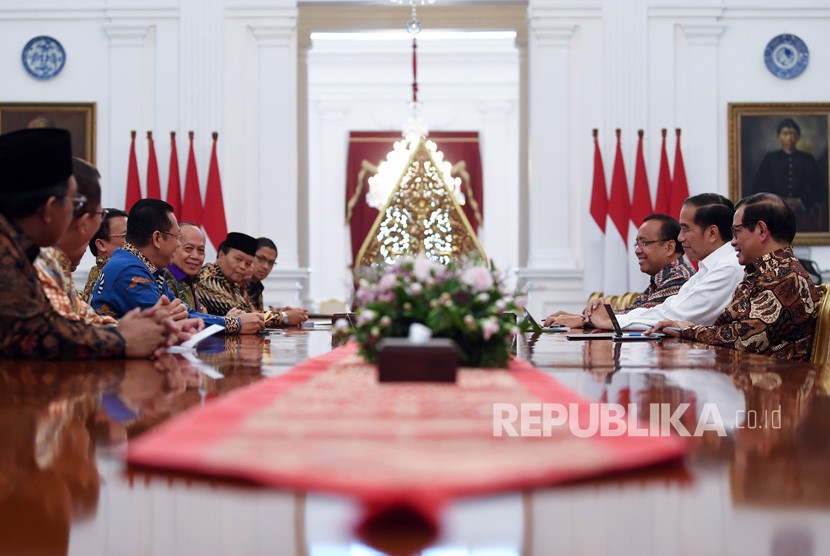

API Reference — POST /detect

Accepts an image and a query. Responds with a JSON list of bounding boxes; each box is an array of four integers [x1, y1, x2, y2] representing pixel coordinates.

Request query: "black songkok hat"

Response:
[[0, 128, 73, 193], [777, 118, 801, 135], [223, 232, 258, 257]]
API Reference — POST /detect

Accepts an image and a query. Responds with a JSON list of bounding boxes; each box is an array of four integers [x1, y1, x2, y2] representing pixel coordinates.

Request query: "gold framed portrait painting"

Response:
[[0, 102, 96, 164], [728, 102, 830, 245]]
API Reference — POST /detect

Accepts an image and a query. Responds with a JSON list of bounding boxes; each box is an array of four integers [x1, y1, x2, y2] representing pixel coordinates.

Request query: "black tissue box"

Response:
[[377, 338, 458, 383]]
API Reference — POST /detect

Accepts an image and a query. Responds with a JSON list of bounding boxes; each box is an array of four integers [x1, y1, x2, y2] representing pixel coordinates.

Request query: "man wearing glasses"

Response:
[[247, 237, 278, 312], [650, 192, 820, 361], [82, 207, 127, 301], [0, 128, 178, 359], [244, 236, 309, 326], [90, 199, 264, 335], [35, 158, 117, 325], [553, 193, 744, 331], [547, 214, 694, 328]]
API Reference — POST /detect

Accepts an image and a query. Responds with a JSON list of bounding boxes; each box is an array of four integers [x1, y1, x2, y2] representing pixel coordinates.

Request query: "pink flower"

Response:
[[413, 255, 437, 282], [461, 266, 494, 292], [482, 318, 500, 341]]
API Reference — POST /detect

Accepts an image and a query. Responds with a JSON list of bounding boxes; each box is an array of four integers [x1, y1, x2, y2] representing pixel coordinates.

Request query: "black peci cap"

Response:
[[0, 128, 73, 193], [223, 232, 258, 256]]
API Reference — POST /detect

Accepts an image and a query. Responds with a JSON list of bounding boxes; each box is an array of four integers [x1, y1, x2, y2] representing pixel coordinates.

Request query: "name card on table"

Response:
[[377, 338, 458, 383]]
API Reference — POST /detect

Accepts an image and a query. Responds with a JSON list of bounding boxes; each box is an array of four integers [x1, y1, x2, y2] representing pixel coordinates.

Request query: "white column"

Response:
[[309, 100, 352, 310], [526, 17, 577, 270], [478, 100, 519, 270], [179, 0, 224, 183], [250, 18, 299, 267], [248, 13, 308, 307], [678, 23, 726, 195], [104, 23, 150, 209]]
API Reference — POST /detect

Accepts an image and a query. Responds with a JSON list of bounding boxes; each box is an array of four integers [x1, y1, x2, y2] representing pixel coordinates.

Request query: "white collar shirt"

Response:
[[615, 242, 744, 330]]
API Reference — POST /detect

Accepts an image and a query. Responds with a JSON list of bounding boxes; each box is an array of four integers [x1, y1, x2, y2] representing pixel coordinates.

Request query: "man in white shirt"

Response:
[[579, 193, 744, 331]]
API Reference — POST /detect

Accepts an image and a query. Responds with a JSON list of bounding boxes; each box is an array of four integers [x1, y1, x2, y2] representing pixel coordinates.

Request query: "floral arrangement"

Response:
[[336, 255, 529, 368]]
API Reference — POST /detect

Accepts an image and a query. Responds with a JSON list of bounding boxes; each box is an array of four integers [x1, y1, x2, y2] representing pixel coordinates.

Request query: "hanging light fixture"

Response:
[[365, 0, 465, 211]]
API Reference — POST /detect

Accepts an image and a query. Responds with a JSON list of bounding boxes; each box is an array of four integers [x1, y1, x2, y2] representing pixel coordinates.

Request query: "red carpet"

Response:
[[128, 343, 687, 535]]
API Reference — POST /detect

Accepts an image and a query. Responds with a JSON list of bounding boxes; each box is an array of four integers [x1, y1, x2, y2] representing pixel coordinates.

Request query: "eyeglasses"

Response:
[[632, 239, 668, 249], [255, 254, 277, 266], [160, 230, 183, 241], [105, 233, 127, 240], [91, 208, 108, 218], [731, 221, 758, 236], [72, 194, 87, 211]]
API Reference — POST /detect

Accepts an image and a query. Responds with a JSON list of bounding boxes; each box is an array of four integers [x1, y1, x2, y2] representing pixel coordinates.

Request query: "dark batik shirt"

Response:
[[247, 279, 264, 312], [196, 263, 255, 316], [681, 247, 819, 361], [0, 213, 125, 359], [165, 263, 201, 311], [82, 255, 107, 302], [624, 258, 696, 312]]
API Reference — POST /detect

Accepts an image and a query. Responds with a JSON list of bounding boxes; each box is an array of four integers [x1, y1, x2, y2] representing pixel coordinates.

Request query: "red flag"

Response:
[[181, 131, 203, 225], [124, 130, 141, 212], [203, 132, 228, 249], [166, 132, 182, 218], [630, 129, 653, 227], [590, 129, 608, 232], [669, 128, 690, 220], [608, 129, 631, 244], [146, 131, 161, 199], [654, 128, 671, 214]]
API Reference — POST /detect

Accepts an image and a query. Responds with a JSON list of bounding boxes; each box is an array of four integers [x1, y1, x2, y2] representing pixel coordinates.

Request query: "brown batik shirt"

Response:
[[624, 257, 696, 312], [680, 246, 819, 361], [0, 214, 124, 359], [196, 263, 255, 316]]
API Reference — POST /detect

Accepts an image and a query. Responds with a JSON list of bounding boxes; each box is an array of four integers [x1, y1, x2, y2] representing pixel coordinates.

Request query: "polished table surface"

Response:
[[1, 325, 829, 556]]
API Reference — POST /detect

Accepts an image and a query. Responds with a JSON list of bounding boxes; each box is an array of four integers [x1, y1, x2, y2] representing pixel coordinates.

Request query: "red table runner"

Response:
[[128, 343, 686, 537]]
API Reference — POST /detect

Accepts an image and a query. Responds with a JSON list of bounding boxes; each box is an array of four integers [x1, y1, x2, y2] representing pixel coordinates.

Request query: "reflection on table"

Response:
[[1, 325, 829, 555]]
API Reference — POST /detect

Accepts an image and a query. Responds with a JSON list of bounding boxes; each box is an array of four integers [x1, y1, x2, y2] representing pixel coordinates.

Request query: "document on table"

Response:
[[167, 324, 224, 353]]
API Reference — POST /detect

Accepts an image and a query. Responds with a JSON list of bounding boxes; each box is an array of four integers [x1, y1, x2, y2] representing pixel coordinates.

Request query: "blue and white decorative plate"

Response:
[[21, 36, 66, 80], [764, 34, 808, 80]]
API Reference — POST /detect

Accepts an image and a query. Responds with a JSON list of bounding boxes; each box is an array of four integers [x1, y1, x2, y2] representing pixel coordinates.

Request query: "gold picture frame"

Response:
[[728, 102, 830, 245], [0, 102, 96, 164]]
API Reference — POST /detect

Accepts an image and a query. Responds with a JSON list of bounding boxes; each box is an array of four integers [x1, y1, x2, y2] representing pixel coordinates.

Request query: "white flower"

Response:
[[409, 282, 423, 295], [461, 266, 494, 293], [333, 318, 350, 333], [476, 292, 490, 303], [514, 295, 528, 309], [380, 315, 392, 327], [357, 309, 377, 326]]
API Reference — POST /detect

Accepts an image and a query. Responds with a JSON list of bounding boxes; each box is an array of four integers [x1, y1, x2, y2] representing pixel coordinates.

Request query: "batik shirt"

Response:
[[680, 247, 819, 361], [247, 279, 264, 312], [164, 263, 201, 311], [196, 263, 255, 316], [35, 246, 118, 326], [0, 213, 124, 359], [90, 244, 239, 333], [82, 255, 107, 302], [623, 258, 696, 312]]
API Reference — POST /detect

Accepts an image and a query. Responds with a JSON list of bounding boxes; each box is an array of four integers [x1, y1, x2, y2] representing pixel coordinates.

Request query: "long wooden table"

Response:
[[1, 325, 828, 555]]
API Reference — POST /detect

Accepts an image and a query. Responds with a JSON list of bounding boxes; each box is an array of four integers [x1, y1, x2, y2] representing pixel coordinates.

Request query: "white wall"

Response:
[[2, 0, 830, 315]]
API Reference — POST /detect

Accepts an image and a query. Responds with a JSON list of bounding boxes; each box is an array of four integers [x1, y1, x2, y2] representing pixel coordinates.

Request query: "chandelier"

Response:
[[365, 0, 465, 211], [355, 0, 486, 270]]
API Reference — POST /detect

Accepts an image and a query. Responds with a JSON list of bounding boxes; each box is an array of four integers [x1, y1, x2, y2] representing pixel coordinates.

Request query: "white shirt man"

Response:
[[586, 194, 744, 331]]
